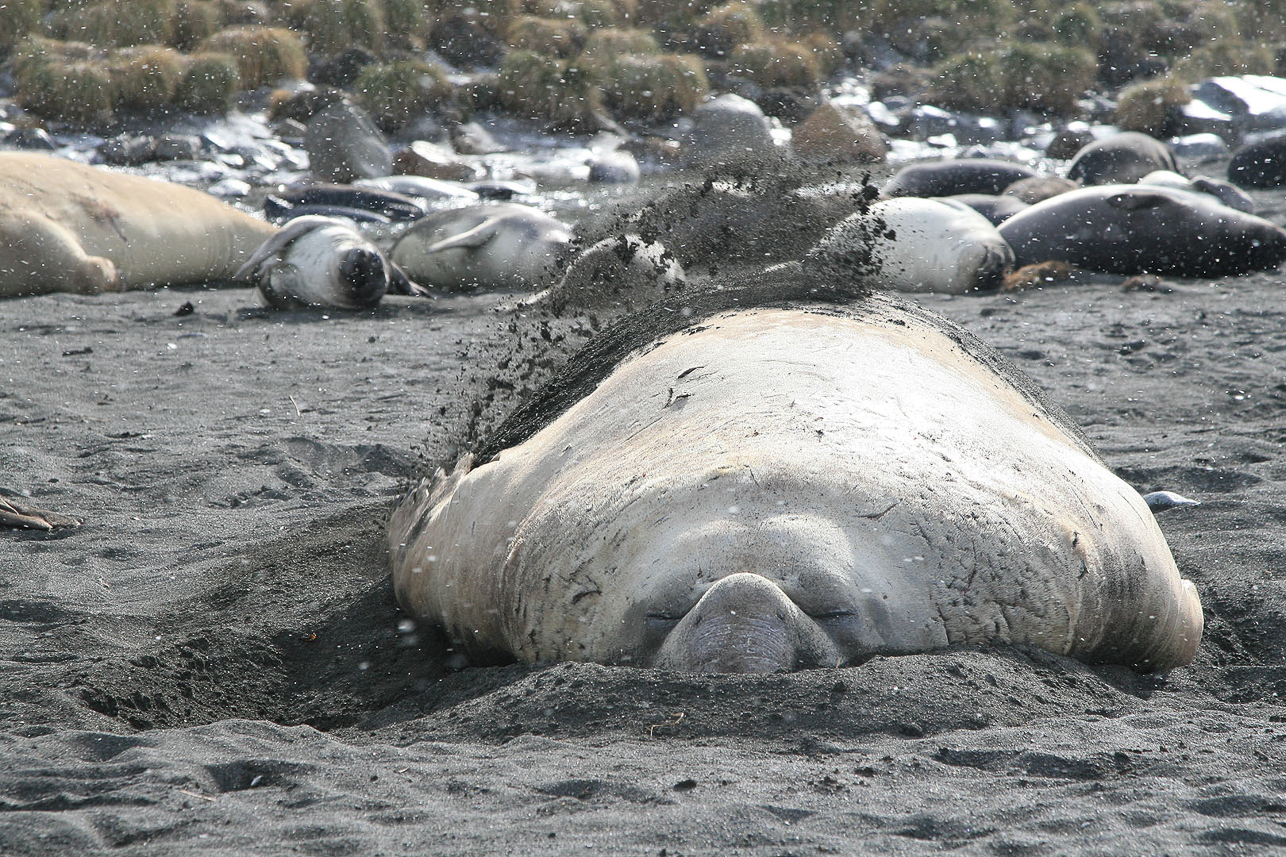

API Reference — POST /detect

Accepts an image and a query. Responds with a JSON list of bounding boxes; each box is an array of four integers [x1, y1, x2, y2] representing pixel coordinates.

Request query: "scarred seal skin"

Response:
[[389, 285, 1203, 674], [0, 152, 277, 297]]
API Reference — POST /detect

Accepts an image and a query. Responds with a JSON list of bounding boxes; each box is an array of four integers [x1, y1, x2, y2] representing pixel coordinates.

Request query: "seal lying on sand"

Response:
[[998, 185, 1286, 277], [807, 197, 1014, 293], [237, 215, 423, 309], [389, 277, 1203, 673], [390, 203, 572, 291], [0, 153, 277, 297]]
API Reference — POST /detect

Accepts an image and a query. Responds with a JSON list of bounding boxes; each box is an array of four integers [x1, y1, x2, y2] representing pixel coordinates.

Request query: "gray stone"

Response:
[[305, 101, 392, 183], [587, 150, 641, 183], [681, 94, 778, 169]]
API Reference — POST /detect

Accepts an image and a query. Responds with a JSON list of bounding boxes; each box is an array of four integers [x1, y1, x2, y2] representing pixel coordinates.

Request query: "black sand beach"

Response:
[[3, 171, 1286, 855]]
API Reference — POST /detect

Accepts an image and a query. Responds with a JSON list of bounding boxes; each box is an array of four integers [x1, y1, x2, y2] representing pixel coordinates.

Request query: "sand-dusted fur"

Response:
[[0, 153, 278, 297], [390, 286, 1202, 673]]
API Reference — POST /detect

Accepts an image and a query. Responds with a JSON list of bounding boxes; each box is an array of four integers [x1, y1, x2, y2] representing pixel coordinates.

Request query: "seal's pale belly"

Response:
[[391, 301, 1202, 672]]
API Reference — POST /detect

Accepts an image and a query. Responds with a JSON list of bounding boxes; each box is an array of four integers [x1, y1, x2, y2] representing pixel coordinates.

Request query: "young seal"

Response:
[[882, 159, 1037, 198], [806, 197, 1014, 293], [998, 185, 1286, 277], [390, 203, 573, 292], [237, 215, 420, 310], [0, 152, 277, 297], [389, 277, 1203, 673], [1065, 132, 1178, 185]]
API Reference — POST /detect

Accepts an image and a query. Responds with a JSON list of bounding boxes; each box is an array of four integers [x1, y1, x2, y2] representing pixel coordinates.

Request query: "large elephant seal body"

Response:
[[0, 153, 277, 297], [999, 185, 1286, 276], [807, 197, 1014, 293], [389, 278, 1203, 673]]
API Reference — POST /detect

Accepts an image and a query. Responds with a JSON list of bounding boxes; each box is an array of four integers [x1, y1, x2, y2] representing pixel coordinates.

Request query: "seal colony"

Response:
[[389, 274, 1204, 674], [0, 152, 277, 297]]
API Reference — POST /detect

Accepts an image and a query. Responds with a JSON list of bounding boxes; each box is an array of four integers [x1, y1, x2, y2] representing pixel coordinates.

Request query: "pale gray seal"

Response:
[[0, 152, 277, 297], [1065, 132, 1178, 185], [390, 203, 573, 291], [998, 185, 1286, 277], [237, 215, 419, 309], [807, 197, 1014, 293], [389, 281, 1202, 673]]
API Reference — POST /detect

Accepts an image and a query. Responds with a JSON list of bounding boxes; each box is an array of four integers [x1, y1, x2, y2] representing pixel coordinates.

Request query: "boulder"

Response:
[[681, 93, 778, 169], [305, 101, 391, 183], [791, 98, 886, 163], [393, 140, 481, 182]]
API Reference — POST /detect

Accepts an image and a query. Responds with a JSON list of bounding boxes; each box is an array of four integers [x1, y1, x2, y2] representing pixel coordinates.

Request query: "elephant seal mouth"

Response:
[[652, 573, 840, 674]]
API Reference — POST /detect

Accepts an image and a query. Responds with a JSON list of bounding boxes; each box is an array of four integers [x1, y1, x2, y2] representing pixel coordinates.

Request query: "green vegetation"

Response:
[[1114, 76, 1190, 136], [175, 51, 241, 112], [110, 45, 186, 111], [931, 41, 1097, 115], [597, 52, 707, 122], [352, 59, 451, 130], [199, 26, 307, 88]]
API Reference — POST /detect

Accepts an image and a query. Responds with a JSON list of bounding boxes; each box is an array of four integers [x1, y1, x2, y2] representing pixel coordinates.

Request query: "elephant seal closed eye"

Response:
[[389, 276, 1203, 673], [0, 153, 277, 297]]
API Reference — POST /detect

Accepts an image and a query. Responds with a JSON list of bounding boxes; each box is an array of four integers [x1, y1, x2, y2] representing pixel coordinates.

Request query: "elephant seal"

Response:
[[882, 159, 1037, 198], [1138, 170, 1255, 213], [389, 277, 1203, 673], [1065, 132, 1177, 185], [263, 184, 427, 224], [526, 234, 685, 314], [942, 193, 1030, 226], [998, 185, 1286, 277], [806, 197, 1014, 293], [0, 152, 277, 297], [237, 215, 421, 309], [390, 203, 573, 291], [1229, 132, 1286, 189]]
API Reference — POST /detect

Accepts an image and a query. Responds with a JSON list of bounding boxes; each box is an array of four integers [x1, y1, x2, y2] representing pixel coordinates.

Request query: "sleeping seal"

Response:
[[806, 197, 1014, 293], [1066, 132, 1177, 185], [882, 159, 1037, 198], [998, 185, 1286, 276], [389, 279, 1203, 673], [0, 153, 278, 297], [390, 203, 573, 291], [237, 215, 420, 309]]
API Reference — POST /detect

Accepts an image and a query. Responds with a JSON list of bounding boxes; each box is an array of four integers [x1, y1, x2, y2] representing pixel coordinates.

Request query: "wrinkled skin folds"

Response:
[[390, 301, 1203, 673]]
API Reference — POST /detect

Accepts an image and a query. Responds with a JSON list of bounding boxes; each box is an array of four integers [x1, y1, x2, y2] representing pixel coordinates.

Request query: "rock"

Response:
[[756, 88, 818, 124], [791, 98, 886, 164], [450, 121, 506, 155], [154, 134, 202, 161], [430, 14, 504, 69], [311, 46, 377, 89], [1190, 76, 1286, 135], [304, 100, 392, 183], [1178, 98, 1236, 142], [907, 105, 1004, 146], [587, 150, 641, 183], [681, 93, 778, 169], [1045, 124, 1095, 160], [1170, 133, 1230, 160], [393, 139, 481, 182], [5, 127, 55, 150], [100, 134, 157, 166]]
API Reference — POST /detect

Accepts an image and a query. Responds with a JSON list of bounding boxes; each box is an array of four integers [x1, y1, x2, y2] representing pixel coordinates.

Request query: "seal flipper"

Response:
[[1144, 490, 1201, 512], [235, 217, 327, 281], [422, 217, 503, 254], [387, 263, 433, 298]]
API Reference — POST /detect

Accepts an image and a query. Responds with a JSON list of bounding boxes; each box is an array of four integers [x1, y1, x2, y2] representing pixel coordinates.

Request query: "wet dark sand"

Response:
[[3, 175, 1286, 855]]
